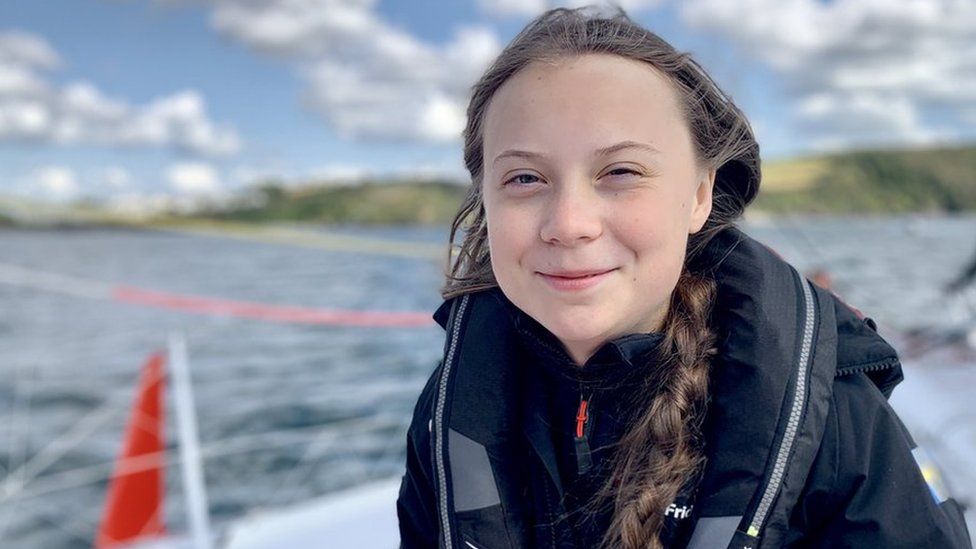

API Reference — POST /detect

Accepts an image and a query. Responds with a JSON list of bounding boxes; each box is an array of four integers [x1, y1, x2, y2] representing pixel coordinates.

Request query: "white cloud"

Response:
[[477, 0, 664, 18], [419, 92, 467, 142], [0, 30, 241, 155], [0, 100, 51, 137], [615, 0, 667, 11], [29, 166, 79, 201], [794, 91, 951, 149], [211, 0, 386, 59], [209, 0, 502, 143], [254, 160, 467, 185], [571, 0, 665, 12], [123, 90, 241, 155], [477, 0, 548, 18], [0, 30, 60, 70], [0, 63, 50, 96], [679, 0, 976, 149], [166, 162, 222, 195], [60, 82, 127, 120], [9, 164, 139, 202]]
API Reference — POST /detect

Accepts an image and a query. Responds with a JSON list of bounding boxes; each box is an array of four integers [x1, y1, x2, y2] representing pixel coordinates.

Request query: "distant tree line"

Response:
[[754, 145, 976, 213]]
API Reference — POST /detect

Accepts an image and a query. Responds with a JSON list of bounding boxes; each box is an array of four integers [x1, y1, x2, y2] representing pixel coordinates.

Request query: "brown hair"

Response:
[[442, 6, 760, 548]]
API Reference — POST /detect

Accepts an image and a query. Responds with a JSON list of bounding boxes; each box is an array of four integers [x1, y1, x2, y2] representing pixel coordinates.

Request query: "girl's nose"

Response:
[[538, 181, 603, 246]]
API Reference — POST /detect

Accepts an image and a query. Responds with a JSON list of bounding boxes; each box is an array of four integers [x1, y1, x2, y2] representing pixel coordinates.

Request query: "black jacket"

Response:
[[397, 227, 972, 548]]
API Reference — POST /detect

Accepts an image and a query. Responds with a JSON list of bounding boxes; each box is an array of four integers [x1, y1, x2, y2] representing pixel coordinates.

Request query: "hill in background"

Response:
[[756, 144, 976, 213], [203, 179, 467, 225]]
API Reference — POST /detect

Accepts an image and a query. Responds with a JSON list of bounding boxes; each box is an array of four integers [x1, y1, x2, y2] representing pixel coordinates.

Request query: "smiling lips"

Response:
[[537, 268, 617, 291]]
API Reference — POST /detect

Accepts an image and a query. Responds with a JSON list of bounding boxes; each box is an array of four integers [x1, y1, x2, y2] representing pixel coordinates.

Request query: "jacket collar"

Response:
[[435, 286, 666, 387]]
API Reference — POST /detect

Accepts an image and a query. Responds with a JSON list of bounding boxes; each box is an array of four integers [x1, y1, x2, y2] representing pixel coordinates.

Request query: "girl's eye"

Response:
[[502, 168, 642, 187], [605, 167, 641, 178], [503, 173, 542, 186]]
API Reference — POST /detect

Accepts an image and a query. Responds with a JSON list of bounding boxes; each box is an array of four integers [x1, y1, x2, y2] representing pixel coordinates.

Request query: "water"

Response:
[[0, 215, 974, 547]]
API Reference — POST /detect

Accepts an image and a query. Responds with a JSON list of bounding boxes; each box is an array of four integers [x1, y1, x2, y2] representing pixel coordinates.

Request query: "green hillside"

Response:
[[757, 144, 976, 213], [204, 179, 467, 225]]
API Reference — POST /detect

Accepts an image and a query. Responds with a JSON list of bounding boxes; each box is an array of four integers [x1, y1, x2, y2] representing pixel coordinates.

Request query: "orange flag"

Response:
[[95, 351, 167, 547]]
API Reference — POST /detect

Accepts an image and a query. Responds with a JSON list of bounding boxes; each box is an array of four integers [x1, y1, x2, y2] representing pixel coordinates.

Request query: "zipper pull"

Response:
[[575, 395, 593, 475]]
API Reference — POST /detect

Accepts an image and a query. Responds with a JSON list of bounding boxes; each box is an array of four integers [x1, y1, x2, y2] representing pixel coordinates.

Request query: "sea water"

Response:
[[0, 215, 973, 548]]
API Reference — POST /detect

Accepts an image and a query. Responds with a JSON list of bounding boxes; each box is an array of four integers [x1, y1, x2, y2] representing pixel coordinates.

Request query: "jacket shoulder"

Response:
[[831, 293, 904, 397], [786, 371, 971, 548]]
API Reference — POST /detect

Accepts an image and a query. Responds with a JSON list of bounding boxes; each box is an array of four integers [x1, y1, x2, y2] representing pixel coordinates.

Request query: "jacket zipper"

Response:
[[434, 294, 470, 549], [745, 277, 816, 539], [575, 389, 594, 475], [835, 357, 898, 377]]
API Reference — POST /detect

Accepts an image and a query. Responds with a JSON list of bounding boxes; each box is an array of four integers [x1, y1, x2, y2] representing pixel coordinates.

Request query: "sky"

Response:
[[1, 0, 975, 208]]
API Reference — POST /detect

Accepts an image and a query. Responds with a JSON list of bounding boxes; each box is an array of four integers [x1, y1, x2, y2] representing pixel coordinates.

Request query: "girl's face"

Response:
[[481, 54, 714, 365]]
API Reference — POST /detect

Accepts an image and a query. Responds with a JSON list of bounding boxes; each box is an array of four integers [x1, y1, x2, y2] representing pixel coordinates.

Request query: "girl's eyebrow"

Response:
[[492, 140, 661, 166], [594, 140, 661, 157]]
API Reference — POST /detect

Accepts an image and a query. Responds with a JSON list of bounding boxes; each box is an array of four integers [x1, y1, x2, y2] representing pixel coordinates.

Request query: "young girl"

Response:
[[397, 7, 971, 549]]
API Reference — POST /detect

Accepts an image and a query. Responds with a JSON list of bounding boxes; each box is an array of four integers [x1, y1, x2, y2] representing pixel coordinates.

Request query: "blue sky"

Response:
[[1, 0, 974, 208]]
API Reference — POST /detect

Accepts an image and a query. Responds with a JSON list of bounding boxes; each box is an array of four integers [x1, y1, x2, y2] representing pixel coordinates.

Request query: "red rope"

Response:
[[112, 285, 433, 328]]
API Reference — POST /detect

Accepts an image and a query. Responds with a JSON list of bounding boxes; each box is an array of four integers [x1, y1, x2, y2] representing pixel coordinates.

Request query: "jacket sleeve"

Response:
[[786, 372, 972, 548], [397, 363, 442, 549]]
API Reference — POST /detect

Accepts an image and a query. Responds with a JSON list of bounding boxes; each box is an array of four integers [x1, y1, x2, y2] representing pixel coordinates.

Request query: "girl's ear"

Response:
[[689, 168, 715, 234]]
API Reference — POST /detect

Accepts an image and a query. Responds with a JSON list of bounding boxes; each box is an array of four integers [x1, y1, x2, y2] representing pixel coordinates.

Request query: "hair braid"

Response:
[[596, 270, 717, 548]]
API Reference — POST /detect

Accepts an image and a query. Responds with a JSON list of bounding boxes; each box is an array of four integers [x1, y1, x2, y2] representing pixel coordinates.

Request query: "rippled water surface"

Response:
[[1, 215, 974, 547]]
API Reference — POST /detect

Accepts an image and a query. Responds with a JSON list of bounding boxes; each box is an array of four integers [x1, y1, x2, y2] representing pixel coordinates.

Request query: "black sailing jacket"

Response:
[[397, 227, 972, 548]]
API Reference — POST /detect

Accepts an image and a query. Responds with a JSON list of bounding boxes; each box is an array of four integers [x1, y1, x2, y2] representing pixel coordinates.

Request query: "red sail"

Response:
[[95, 351, 167, 547]]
